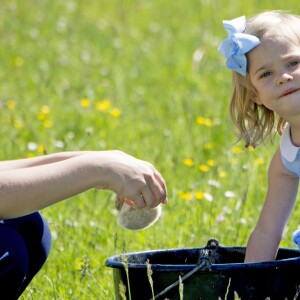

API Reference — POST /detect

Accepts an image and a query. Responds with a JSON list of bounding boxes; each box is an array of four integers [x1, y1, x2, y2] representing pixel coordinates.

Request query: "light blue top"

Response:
[[280, 124, 300, 177]]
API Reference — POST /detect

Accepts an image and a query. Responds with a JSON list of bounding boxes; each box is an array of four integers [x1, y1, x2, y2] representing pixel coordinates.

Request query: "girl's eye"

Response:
[[289, 60, 300, 67], [259, 71, 272, 79]]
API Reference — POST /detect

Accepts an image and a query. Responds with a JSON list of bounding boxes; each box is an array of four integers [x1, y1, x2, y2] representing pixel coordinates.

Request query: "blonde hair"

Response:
[[229, 11, 300, 147]]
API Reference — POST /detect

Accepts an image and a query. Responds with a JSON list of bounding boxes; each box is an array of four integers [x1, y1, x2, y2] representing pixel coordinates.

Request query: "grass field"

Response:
[[1, 0, 300, 299]]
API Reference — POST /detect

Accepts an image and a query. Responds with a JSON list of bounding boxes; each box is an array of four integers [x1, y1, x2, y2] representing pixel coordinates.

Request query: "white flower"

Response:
[[204, 193, 213, 202], [54, 140, 65, 149], [225, 191, 236, 198], [208, 179, 221, 188], [27, 142, 38, 151]]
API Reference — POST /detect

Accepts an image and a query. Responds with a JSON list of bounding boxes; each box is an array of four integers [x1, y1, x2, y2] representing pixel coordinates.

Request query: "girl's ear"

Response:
[[250, 92, 262, 105], [251, 97, 262, 105]]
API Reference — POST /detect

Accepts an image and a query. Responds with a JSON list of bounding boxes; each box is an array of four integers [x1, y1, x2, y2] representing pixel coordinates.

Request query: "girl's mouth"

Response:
[[281, 88, 300, 97]]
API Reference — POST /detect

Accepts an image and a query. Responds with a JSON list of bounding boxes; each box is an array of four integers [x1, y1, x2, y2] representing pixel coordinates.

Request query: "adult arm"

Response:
[[245, 148, 299, 262], [0, 150, 167, 219], [0, 151, 91, 171]]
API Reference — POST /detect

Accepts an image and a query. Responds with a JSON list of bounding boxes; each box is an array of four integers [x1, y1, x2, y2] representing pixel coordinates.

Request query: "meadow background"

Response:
[[1, 0, 300, 299]]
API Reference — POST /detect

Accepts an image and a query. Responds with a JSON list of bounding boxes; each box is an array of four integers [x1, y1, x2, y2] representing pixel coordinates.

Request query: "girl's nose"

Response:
[[277, 72, 293, 85]]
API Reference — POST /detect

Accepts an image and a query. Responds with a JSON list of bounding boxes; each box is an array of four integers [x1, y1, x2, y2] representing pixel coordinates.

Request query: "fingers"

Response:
[[153, 171, 168, 204], [118, 185, 166, 210], [117, 195, 144, 209], [114, 158, 168, 209], [131, 174, 167, 209], [123, 197, 135, 207], [133, 169, 167, 209], [141, 187, 156, 207]]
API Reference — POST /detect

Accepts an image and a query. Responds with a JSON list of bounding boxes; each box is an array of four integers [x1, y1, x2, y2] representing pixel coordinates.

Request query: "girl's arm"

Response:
[[0, 150, 167, 219], [245, 148, 299, 262]]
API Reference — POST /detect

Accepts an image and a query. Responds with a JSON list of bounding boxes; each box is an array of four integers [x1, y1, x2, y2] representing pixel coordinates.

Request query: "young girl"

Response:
[[218, 11, 300, 262], [0, 150, 167, 298]]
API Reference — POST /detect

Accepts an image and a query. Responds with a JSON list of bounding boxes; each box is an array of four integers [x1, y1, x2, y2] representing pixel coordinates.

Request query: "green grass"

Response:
[[1, 0, 300, 299]]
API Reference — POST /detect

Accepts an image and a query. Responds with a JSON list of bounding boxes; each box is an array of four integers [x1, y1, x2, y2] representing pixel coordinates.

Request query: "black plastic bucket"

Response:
[[105, 239, 300, 300]]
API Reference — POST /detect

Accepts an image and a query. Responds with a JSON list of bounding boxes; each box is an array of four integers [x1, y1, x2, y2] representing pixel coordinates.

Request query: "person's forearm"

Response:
[[245, 227, 282, 262], [0, 150, 167, 219], [0, 151, 92, 171], [0, 154, 100, 219]]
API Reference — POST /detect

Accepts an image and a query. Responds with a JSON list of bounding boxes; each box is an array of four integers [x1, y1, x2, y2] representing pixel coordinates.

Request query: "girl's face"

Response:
[[248, 36, 300, 122]]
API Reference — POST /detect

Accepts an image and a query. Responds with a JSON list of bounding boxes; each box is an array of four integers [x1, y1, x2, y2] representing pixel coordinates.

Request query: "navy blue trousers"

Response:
[[0, 212, 52, 299]]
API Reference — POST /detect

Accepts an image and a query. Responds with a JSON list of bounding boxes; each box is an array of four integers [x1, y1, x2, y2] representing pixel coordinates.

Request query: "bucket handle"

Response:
[[150, 239, 219, 300], [150, 257, 211, 300]]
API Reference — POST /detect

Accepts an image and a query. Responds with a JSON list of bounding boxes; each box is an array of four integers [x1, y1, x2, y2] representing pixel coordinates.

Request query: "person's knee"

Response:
[[2, 213, 52, 298], [5, 212, 52, 263], [0, 225, 28, 298]]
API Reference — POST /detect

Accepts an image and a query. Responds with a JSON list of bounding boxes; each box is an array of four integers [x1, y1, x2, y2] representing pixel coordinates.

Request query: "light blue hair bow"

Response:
[[218, 16, 260, 76]]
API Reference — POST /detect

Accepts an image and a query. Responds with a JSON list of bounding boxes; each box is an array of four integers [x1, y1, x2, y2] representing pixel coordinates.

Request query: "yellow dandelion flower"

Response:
[[43, 119, 53, 128], [38, 145, 46, 153], [38, 112, 46, 121], [204, 143, 214, 150], [207, 159, 216, 167], [13, 119, 23, 129], [15, 57, 24, 68], [27, 153, 35, 158], [196, 116, 213, 127], [199, 164, 209, 172], [183, 158, 194, 167], [195, 191, 204, 200], [95, 100, 111, 112], [110, 108, 121, 118], [178, 191, 192, 201], [7, 100, 16, 110], [41, 105, 51, 114], [80, 98, 90, 108], [255, 158, 264, 165], [38, 106, 51, 120], [231, 146, 242, 154], [218, 170, 228, 178]]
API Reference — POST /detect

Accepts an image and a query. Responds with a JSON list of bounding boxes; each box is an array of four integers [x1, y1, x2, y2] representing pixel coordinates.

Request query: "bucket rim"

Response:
[[105, 246, 300, 271]]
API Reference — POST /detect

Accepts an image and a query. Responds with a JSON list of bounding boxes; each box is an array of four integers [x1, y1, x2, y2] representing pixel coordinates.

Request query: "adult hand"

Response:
[[95, 151, 167, 209]]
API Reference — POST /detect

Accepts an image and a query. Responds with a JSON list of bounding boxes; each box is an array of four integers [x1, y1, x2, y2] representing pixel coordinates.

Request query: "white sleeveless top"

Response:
[[280, 124, 300, 177]]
